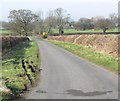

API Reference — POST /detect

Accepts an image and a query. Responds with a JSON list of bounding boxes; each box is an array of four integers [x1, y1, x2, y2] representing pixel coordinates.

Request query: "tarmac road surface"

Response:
[[26, 39, 118, 99]]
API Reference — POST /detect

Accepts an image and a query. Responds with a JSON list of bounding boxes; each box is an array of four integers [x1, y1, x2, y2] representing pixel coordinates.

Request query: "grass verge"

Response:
[[2, 40, 40, 100], [48, 40, 118, 74]]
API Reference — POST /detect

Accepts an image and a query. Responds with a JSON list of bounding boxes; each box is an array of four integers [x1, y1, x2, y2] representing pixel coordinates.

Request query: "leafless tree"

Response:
[[0, 21, 8, 29], [8, 9, 37, 36], [74, 18, 94, 30], [64, 14, 74, 28], [34, 11, 45, 34], [54, 8, 66, 34], [109, 13, 118, 28], [45, 10, 56, 34], [95, 18, 111, 33]]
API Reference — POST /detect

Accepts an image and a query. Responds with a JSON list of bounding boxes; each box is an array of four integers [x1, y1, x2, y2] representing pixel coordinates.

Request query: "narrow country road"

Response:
[[26, 39, 118, 99]]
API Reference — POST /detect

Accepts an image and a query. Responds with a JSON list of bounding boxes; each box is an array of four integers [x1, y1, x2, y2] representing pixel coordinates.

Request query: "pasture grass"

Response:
[[0, 29, 13, 35], [51, 28, 118, 34], [48, 40, 118, 74], [0, 28, 118, 35], [2, 40, 39, 99]]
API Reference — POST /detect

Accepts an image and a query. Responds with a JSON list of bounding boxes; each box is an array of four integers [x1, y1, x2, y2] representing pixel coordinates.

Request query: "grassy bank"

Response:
[[2, 40, 40, 100], [48, 40, 118, 74]]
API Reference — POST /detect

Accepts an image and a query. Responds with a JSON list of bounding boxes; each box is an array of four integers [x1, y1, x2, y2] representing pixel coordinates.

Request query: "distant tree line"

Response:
[[1, 9, 118, 36], [74, 14, 118, 33]]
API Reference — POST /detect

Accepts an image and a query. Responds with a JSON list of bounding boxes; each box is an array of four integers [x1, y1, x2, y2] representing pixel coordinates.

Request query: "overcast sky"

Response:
[[0, 0, 119, 21]]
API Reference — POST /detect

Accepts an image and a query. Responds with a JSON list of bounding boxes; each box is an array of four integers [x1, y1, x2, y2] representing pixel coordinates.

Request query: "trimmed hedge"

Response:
[[2, 36, 29, 52]]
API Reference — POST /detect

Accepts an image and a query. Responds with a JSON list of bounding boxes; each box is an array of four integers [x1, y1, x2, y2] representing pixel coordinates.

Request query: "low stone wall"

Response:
[[48, 34, 118, 57]]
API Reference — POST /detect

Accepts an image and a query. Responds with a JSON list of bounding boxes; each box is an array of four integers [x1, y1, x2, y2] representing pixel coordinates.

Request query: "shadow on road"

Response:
[[65, 89, 112, 96], [35, 89, 112, 97]]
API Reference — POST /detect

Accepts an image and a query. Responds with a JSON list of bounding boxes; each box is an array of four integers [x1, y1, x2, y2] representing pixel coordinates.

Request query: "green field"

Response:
[[0, 28, 118, 35], [48, 40, 118, 74], [51, 28, 118, 34], [2, 40, 39, 99], [0, 29, 13, 35]]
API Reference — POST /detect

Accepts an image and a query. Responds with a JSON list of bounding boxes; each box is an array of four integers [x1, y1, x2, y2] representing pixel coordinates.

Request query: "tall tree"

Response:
[[54, 8, 65, 34], [8, 9, 37, 36], [34, 11, 45, 34], [74, 18, 94, 30], [64, 14, 73, 28], [95, 18, 111, 33], [109, 13, 118, 28], [45, 10, 56, 34]]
